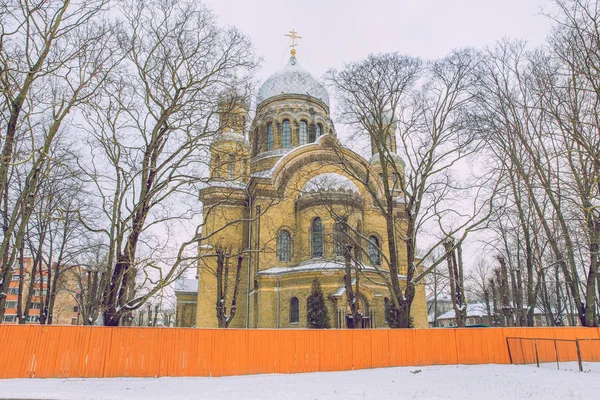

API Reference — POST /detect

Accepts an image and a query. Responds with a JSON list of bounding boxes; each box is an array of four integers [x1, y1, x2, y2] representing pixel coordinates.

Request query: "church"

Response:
[[176, 36, 428, 329]]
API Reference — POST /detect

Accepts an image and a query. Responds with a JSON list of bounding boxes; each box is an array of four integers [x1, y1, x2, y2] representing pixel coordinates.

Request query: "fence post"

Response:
[[575, 339, 583, 372], [534, 339, 539, 368], [554, 339, 559, 370], [506, 338, 513, 364]]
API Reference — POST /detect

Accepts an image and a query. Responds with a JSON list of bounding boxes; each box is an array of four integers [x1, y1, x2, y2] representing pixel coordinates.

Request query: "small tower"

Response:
[[210, 88, 251, 182], [197, 87, 251, 328], [369, 109, 397, 156]]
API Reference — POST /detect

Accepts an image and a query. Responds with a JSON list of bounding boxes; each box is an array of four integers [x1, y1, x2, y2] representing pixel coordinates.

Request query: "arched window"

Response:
[[252, 129, 259, 156], [309, 124, 316, 143], [213, 155, 221, 178], [384, 297, 390, 322], [368, 236, 380, 265], [277, 230, 291, 262], [282, 119, 291, 148], [299, 121, 308, 145], [267, 123, 274, 151], [334, 218, 347, 257], [316, 123, 323, 137], [311, 217, 323, 258], [290, 297, 299, 323], [228, 155, 235, 179]]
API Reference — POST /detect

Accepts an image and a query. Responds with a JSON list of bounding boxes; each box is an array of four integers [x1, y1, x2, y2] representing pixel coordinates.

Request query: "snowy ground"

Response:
[[0, 364, 598, 400]]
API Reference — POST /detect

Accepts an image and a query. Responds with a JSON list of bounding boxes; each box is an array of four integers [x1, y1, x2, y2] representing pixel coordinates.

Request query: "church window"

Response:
[[299, 121, 308, 145], [346, 296, 365, 315], [317, 123, 323, 137], [228, 155, 235, 179], [311, 217, 323, 258], [334, 218, 347, 257], [309, 124, 316, 143], [368, 236, 381, 266], [267, 123, 274, 151], [384, 297, 390, 322], [290, 297, 299, 323], [252, 129, 259, 156], [282, 119, 291, 148], [277, 230, 291, 262], [213, 155, 221, 178]]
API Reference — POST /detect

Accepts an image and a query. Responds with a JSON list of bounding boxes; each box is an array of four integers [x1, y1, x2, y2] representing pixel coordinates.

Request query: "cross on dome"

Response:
[[284, 29, 302, 57]]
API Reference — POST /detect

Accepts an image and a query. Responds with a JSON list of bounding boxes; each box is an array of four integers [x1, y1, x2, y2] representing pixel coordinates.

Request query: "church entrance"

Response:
[[340, 296, 373, 328]]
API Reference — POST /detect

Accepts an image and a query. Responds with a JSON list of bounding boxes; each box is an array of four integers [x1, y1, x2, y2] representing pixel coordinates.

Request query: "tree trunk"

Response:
[[344, 246, 361, 329], [444, 239, 467, 327]]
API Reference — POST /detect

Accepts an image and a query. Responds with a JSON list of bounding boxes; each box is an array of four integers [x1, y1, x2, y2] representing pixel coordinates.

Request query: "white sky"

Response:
[[208, 0, 553, 82]]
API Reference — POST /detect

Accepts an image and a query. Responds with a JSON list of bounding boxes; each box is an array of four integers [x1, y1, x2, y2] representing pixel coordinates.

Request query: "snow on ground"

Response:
[[0, 364, 598, 400]]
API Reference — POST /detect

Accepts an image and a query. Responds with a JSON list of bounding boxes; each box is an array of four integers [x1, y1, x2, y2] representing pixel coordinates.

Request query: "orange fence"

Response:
[[0, 326, 598, 379]]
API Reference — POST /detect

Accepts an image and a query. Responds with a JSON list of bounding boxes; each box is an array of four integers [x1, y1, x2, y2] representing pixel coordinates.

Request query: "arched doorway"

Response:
[[345, 295, 372, 328]]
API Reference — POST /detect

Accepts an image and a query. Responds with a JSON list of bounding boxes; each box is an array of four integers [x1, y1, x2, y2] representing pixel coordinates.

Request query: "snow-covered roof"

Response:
[[257, 259, 406, 278], [438, 303, 490, 320], [212, 131, 249, 146], [203, 180, 247, 190], [258, 259, 345, 276], [331, 278, 357, 297], [174, 278, 198, 294], [257, 55, 329, 107], [251, 168, 273, 179], [426, 293, 453, 302], [436, 303, 546, 320]]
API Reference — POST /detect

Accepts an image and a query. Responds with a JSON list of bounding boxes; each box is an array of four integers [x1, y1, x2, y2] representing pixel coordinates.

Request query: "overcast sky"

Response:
[[208, 0, 554, 82]]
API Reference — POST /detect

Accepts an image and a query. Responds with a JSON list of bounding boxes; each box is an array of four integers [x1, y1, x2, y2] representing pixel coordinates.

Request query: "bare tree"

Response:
[[326, 50, 495, 327], [0, 0, 115, 321], [465, 257, 494, 324], [78, 0, 258, 325], [475, 34, 598, 326], [443, 238, 467, 327]]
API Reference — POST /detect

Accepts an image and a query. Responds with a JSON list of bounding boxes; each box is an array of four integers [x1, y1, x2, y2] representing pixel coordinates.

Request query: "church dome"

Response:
[[257, 56, 330, 108]]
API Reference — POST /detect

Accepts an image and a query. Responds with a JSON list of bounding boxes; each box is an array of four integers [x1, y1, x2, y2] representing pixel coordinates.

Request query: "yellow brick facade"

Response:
[[193, 54, 428, 329]]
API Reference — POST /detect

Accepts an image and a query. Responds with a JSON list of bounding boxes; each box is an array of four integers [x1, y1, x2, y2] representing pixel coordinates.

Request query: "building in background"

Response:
[[427, 293, 454, 328], [174, 278, 198, 328], [433, 303, 577, 328], [2, 257, 81, 325]]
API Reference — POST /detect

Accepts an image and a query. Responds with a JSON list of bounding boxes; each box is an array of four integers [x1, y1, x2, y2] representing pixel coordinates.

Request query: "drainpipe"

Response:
[[245, 194, 252, 328], [277, 276, 281, 328]]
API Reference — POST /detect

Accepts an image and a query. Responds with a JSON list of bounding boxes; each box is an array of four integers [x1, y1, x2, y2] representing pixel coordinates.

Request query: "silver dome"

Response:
[[257, 56, 330, 108]]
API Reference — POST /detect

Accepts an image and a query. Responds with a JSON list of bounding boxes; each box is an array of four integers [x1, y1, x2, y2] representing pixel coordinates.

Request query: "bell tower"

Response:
[[370, 109, 397, 156], [197, 87, 251, 328]]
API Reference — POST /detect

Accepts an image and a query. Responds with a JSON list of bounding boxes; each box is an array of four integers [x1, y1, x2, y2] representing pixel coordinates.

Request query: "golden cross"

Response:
[[284, 29, 302, 57]]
